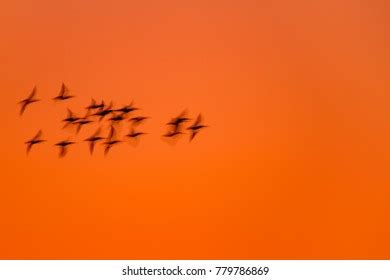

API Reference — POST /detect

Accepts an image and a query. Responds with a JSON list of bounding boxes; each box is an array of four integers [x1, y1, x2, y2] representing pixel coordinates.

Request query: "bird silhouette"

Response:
[[53, 83, 74, 101], [93, 101, 114, 121], [55, 140, 75, 157], [86, 98, 105, 111], [62, 109, 80, 128], [103, 126, 122, 155], [126, 128, 146, 138], [167, 110, 191, 130], [25, 130, 46, 154], [187, 114, 208, 141], [129, 116, 149, 126], [84, 127, 104, 154], [18, 86, 40, 116], [75, 113, 93, 134], [163, 130, 184, 138], [109, 113, 126, 124], [116, 101, 139, 115]]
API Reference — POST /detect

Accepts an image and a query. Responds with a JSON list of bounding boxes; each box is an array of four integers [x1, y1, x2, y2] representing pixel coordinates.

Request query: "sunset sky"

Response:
[[0, 0, 389, 259]]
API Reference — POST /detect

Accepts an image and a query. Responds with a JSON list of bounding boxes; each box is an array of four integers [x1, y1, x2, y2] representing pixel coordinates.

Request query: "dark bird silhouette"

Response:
[[126, 128, 146, 139], [109, 113, 126, 123], [62, 109, 80, 128], [84, 127, 104, 154], [53, 83, 75, 101], [167, 110, 191, 130], [103, 126, 122, 155], [86, 98, 105, 111], [93, 101, 114, 121], [18, 86, 40, 115], [187, 114, 208, 141], [129, 116, 149, 126], [115, 101, 139, 115], [75, 113, 93, 134], [55, 140, 75, 157], [25, 130, 46, 154], [163, 130, 184, 138]]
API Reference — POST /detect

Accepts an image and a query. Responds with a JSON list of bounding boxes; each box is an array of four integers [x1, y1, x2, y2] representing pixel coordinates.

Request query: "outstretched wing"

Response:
[[194, 114, 202, 126], [59, 146, 67, 158], [32, 130, 42, 141], [28, 86, 37, 99]]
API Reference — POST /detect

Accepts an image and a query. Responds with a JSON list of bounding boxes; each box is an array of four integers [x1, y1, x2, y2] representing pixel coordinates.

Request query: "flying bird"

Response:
[[126, 128, 146, 139], [25, 130, 46, 154], [55, 140, 75, 157], [75, 113, 93, 134], [109, 113, 126, 124], [167, 110, 191, 130], [84, 127, 104, 154], [116, 101, 139, 115], [103, 126, 122, 155], [86, 98, 105, 111], [18, 86, 40, 115], [129, 116, 149, 126], [62, 109, 80, 128], [53, 83, 75, 101], [163, 130, 184, 138], [187, 114, 208, 141], [93, 101, 114, 121]]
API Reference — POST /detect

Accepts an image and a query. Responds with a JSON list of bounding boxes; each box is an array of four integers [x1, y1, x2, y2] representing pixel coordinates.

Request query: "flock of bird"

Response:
[[19, 83, 208, 157]]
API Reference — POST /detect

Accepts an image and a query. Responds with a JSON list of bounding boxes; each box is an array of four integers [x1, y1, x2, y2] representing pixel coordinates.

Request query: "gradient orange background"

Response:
[[0, 0, 389, 259]]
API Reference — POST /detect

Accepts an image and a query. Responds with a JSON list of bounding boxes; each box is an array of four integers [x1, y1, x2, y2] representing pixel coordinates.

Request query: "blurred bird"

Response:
[[103, 126, 122, 155], [84, 127, 104, 154], [116, 101, 139, 115], [86, 98, 105, 111], [18, 86, 40, 115], [55, 140, 75, 157], [109, 113, 126, 124], [25, 130, 46, 154], [126, 128, 146, 139], [187, 114, 208, 141], [53, 83, 74, 101], [62, 109, 80, 128], [75, 113, 93, 134], [129, 116, 149, 126], [163, 130, 184, 138], [167, 110, 191, 129], [93, 101, 114, 121]]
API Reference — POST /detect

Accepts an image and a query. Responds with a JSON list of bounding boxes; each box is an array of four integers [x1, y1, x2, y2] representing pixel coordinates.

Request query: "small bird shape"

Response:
[[187, 114, 208, 141], [53, 83, 75, 101], [129, 116, 149, 126], [163, 130, 184, 138], [116, 101, 139, 115], [103, 126, 122, 155], [62, 109, 80, 128], [109, 113, 126, 123], [55, 140, 75, 157], [126, 128, 146, 139], [84, 127, 104, 154], [18, 86, 40, 116], [86, 98, 105, 111], [93, 101, 114, 121], [167, 110, 191, 129], [25, 130, 46, 154], [75, 114, 93, 134]]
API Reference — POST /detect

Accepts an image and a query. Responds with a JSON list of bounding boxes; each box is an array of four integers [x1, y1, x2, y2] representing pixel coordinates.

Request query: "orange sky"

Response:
[[0, 0, 389, 259]]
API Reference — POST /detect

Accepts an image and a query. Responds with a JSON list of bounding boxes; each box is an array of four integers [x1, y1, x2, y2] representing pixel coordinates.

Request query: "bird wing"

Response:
[[194, 114, 202, 126], [19, 102, 28, 115], [33, 130, 42, 141], [108, 126, 116, 139], [28, 87, 37, 100], [89, 142, 95, 155], [59, 146, 67, 157]]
